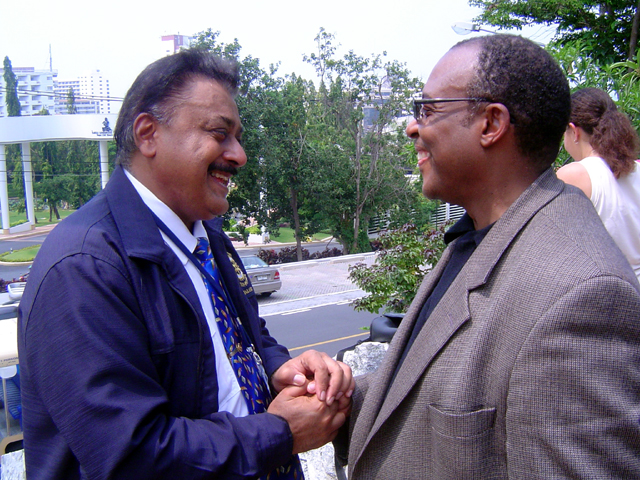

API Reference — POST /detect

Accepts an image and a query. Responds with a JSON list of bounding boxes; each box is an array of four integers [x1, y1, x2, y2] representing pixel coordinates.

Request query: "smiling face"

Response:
[[141, 77, 247, 229], [406, 45, 487, 206]]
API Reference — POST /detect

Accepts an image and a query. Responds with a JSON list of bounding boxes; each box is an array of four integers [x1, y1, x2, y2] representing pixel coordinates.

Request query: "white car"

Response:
[[7, 282, 26, 302], [240, 256, 282, 297]]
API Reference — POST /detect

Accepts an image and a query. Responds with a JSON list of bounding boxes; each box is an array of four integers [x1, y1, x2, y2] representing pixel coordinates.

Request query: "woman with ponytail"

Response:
[[557, 87, 640, 281]]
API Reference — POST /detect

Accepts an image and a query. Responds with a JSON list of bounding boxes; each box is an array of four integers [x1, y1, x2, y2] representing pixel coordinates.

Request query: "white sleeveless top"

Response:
[[580, 156, 640, 282]]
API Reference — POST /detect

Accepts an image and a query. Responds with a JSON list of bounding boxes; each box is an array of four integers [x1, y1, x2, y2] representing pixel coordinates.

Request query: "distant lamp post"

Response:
[[451, 22, 496, 35], [451, 21, 546, 46]]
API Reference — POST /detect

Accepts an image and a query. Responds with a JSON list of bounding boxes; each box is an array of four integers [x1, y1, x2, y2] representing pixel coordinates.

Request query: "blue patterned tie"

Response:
[[193, 238, 304, 479]]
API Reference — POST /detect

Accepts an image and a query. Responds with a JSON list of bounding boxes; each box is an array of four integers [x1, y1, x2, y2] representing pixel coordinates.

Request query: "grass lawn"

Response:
[[9, 208, 76, 227], [269, 228, 332, 244], [0, 245, 41, 262], [0, 208, 77, 263]]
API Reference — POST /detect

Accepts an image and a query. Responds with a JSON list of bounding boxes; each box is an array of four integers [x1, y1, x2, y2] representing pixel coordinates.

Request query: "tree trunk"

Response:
[[290, 187, 303, 262], [630, 0, 640, 62], [351, 123, 363, 254]]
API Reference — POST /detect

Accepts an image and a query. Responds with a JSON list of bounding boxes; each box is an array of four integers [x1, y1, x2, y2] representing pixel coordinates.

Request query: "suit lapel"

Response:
[[357, 244, 474, 457], [349, 245, 455, 464]]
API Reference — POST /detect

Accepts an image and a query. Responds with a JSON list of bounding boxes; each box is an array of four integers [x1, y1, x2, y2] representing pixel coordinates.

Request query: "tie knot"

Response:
[[193, 237, 212, 263]]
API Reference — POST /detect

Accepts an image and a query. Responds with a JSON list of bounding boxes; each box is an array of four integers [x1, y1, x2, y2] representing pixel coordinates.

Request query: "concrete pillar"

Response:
[[99, 140, 109, 189], [21, 142, 35, 229], [0, 144, 10, 233]]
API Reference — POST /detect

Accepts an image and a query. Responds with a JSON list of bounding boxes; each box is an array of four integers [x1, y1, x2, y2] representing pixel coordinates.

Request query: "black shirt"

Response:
[[396, 214, 493, 369]]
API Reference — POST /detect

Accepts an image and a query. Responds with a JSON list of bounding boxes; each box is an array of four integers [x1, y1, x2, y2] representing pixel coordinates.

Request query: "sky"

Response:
[[1, 0, 554, 102]]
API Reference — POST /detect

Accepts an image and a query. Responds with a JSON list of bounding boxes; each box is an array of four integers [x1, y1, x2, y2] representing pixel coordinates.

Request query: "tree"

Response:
[[190, 28, 429, 255], [3, 56, 21, 116], [257, 75, 325, 260], [191, 30, 327, 260], [66, 87, 77, 114], [191, 30, 274, 223], [469, 0, 640, 65], [304, 28, 424, 253]]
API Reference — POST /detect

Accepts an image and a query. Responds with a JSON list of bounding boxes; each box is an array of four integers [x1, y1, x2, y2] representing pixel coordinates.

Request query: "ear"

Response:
[[133, 113, 158, 159], [479, 103, 511, 148], [567, 122, 580, 143]]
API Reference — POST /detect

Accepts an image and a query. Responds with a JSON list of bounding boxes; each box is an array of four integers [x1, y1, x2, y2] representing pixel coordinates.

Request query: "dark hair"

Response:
[[114, 48, 239, 167], [569, 87, 639, 178], [453, 34, 571, 171]]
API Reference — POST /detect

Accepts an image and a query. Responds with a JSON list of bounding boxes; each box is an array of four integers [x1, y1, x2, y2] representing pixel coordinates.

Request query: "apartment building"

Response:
[[54, 70, 111, 115], [0, 67, 57, 116], [1, 66, 112, 116]]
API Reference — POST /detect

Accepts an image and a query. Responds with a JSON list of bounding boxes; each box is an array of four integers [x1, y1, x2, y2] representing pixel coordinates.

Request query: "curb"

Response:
[[276, 252, 375, 271], [231, 238, 338, 250], [0, 223, 58, 241]]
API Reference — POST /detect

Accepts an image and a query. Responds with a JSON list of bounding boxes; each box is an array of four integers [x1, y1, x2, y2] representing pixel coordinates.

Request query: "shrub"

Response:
[[309, 247, 343, 259], [276, 246, 310, 263], [257, 247, 311, 264], [369, 238, 383, 251], [349, 223, 447, 314], [257, 249, 279, 265]]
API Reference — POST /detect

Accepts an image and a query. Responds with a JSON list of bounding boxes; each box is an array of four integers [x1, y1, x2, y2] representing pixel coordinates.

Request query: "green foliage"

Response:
[[349, 223, 447, 313], [191, 28, 431, 257], [3, 57, 21, 116], [303, 28, 424, 254], [470, 0, 640, 65], [547, 40, 640, 168], [0, 245, 40, 262], [66, 87, 77, 114]]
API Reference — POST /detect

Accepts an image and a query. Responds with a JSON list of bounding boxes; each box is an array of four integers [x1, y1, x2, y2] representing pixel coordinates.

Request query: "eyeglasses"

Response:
[[412, 97, 492, 121]]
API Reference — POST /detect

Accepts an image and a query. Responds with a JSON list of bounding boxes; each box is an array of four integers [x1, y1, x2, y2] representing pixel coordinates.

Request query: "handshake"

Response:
[[267, 349, 354, 454]]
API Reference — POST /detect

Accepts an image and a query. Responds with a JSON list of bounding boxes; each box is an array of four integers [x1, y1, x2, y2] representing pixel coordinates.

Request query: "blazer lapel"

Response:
[[349, 245, 456, 464], [359, 247, 473, 455]]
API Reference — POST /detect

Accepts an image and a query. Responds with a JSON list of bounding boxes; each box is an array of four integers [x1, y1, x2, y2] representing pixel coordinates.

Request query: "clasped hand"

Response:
[[268, 349, 354, 454]]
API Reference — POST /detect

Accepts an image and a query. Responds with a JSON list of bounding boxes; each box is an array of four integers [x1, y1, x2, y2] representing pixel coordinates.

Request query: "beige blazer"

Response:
[[346, 169, 640, 479]]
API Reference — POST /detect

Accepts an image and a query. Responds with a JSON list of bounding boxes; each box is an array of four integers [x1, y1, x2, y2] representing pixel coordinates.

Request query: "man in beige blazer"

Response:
[[340, 34, 640, 479]]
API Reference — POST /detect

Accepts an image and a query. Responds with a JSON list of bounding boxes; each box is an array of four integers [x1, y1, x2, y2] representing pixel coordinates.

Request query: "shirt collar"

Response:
[[124, 169, 207, 254], [444, 213, 493, 246]]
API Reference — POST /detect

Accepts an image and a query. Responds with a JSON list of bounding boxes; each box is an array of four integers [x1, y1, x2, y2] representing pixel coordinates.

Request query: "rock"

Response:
[[341, 342, 389, 377], [300, 443, 339, 480], [0, 448, 25, 480]]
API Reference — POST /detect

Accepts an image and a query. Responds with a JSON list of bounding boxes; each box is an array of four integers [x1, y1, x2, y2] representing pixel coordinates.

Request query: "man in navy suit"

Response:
[[19, 49, 353, 479]]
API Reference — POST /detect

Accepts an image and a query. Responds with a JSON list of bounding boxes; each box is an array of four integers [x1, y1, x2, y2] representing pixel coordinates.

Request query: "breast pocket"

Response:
[[428, 404, 504, 479]]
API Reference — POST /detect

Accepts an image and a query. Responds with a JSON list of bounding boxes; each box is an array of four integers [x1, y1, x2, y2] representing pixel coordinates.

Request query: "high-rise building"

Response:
[[161, 34, 193, 56], [0, 67, 57, 116], [54, 70, 111, 115], [0, 66, 113, 116]]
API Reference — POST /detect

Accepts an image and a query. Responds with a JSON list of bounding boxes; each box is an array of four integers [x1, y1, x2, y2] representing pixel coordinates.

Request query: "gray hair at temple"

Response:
[[114, 48, 239, 167]]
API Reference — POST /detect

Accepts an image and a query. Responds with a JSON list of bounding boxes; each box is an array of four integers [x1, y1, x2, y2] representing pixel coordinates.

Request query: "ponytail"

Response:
[[570, 88, 639, 178]]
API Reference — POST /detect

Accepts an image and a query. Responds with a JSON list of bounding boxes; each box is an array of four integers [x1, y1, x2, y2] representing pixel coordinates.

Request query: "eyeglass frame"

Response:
[[412, 97, 492, 122]]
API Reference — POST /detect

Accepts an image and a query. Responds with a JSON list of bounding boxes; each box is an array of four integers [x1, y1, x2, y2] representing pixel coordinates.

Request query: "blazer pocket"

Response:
[[428, 404, 503, 479]]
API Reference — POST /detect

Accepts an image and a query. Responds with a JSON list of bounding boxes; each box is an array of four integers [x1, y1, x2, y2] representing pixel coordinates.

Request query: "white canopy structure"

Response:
[[0, 114, 118, 233]]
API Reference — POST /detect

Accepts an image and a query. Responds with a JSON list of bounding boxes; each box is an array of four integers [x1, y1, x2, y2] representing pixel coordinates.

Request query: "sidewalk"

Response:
[[0, 222, 338, 249], [0, 223, 58, 241]]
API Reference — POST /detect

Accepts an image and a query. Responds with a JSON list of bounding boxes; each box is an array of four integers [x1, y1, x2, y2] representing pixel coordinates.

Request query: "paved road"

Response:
[[0, 223, 381, 357], [264, 302, 377, 357]]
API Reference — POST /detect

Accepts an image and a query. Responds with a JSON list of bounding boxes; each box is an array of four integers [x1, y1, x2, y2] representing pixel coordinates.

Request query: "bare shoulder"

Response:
[[556, 162, 592, 198]]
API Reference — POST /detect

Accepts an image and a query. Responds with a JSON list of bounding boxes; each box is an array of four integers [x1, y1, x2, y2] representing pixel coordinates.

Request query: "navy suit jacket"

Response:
[[18, 166, 293, 479]]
